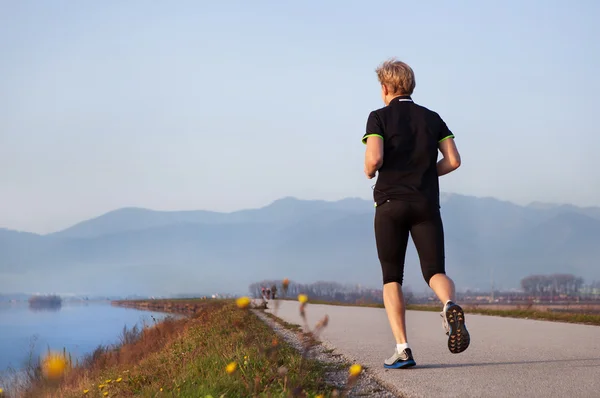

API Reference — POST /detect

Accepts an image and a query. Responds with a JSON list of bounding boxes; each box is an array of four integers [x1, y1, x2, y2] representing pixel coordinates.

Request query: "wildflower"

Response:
[[225, 361, 237, 374], [298, 294, 308, 304], [315, 315, 329, 330], [116, 377, 123, 383], [105, 379, 112, 383], [98, 384, 106, 389], [41, 352, 67, 380], [83, 390, 89, 394], [103, 393, 108, 397], [349, 364, 362, 377], [316, 395, 324, 398], [236, 296, 251, 309], [160, 387, 163, 392], [0, 388, 4, 395]]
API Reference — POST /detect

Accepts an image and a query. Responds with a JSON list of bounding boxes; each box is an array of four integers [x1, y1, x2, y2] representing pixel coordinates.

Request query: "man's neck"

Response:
[[384, 93, 411, 106]]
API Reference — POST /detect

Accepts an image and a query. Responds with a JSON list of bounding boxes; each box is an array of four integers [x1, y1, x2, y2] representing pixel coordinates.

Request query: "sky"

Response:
[[1, 0, 599, 234]]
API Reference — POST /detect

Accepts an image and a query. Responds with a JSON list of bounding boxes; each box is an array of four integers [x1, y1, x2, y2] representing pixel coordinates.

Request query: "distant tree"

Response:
[[520, 273, 585, 298]]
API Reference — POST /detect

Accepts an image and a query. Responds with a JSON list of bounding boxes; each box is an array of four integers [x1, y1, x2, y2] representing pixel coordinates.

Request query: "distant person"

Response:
[[362, 58, 470, 369], [266, 288, 271, 300], [270, 284, 277, 300]]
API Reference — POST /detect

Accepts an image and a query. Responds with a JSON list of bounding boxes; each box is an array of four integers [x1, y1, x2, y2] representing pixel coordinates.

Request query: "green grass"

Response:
[[21, 300, 344, 398], [262, 311, 303, 332]]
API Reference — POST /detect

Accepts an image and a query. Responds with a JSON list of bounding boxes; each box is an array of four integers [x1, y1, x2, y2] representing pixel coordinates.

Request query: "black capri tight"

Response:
[[374, 199, 446, 286]]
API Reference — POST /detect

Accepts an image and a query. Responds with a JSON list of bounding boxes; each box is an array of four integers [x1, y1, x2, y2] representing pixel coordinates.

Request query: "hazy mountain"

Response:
[[1, 194, 599, 296], [51, 197, 369, 239]]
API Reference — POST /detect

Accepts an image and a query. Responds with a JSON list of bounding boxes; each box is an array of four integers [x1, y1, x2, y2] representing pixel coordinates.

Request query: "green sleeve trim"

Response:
[[438, 134, 455, 143], [362, 134, 383, 145]]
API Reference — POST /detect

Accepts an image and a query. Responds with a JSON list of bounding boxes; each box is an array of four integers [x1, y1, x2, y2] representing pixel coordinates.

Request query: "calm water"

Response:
[[0, 301, 170, 372]]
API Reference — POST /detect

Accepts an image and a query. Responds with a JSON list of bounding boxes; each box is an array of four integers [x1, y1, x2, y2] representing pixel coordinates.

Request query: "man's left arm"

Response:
[[362, 111, 384, 179]]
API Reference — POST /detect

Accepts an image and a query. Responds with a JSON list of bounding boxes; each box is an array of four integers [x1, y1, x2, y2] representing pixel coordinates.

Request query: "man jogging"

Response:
[[362, 58, 470, 369]]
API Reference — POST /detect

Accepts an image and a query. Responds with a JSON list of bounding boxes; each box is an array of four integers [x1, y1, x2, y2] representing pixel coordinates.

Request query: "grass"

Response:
[[279, 298, 600, 326], [12, 298, 359, 398], [262, 312, 303, 333]]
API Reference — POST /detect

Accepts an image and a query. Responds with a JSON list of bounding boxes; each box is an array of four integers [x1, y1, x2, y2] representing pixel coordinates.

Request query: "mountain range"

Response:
[[1, 193, 599, 296]]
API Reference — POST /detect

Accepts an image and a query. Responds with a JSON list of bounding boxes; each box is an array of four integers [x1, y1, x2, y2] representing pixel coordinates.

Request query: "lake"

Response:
[[0, 301, 170, 373]]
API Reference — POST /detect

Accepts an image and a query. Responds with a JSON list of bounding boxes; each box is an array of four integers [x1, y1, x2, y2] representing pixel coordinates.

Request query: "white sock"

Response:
[[396, 343, 410, 352]]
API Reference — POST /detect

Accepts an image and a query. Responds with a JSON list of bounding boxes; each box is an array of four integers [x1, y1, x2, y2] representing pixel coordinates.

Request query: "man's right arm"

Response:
[[437, 137, 461, 176], [435, 114, 461, 176]]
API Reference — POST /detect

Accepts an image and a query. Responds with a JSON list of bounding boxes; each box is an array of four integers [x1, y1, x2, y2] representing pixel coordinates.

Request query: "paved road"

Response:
[[264, 301, 600, 398]]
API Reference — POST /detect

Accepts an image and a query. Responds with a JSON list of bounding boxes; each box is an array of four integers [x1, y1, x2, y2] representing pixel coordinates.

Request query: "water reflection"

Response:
[[28, 305, 61, 313]]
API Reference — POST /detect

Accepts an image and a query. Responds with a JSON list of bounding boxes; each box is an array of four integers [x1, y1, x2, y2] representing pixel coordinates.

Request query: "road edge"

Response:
[[253, 308, 406, 398]]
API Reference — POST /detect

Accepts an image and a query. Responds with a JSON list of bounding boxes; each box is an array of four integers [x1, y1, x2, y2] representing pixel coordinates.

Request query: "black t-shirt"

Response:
[[362, 95, 455, 207]]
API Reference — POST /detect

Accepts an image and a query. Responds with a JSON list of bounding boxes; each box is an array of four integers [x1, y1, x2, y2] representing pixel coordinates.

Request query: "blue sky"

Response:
[[1, 0, 599, 233]]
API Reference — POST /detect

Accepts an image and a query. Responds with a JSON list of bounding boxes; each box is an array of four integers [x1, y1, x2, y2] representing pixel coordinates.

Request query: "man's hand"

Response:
[[365, 168, 376, 179]]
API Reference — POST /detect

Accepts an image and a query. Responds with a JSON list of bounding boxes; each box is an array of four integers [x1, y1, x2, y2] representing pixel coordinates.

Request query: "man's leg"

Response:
[[410, 203, 470, 354], [383, 282, 408, 344], [429, 273, 456, 304], [374, 201, 416, 368]]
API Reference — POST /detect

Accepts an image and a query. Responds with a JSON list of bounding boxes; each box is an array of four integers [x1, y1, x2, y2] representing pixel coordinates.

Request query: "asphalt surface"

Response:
[[264, 301, 600, 398]]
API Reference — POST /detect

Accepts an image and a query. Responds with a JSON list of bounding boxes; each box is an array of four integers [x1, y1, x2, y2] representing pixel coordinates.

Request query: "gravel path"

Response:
[[253, 309, 400, 397]]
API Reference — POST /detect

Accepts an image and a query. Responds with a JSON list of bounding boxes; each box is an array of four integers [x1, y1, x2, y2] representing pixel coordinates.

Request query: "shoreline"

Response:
[[13, 299, 372, 397]]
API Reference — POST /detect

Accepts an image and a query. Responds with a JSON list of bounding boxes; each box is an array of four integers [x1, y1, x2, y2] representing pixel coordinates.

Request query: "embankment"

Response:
[[111, 298, 215, 316], [13, 298, 367, 398]]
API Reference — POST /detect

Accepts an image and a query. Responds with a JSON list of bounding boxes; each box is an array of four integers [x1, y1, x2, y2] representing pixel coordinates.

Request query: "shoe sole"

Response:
[[384, 359, 416, 369], [445, 304, 470, 354]]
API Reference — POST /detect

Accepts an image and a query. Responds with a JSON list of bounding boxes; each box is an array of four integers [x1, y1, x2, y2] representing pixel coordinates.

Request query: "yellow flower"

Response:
[[316, 395, 324, 398], [0, 388, 4, 395], [105, 379, 112, 383], [116, 377, 122, 383], [83, 390, 89, 394], [41, 352, 67, 380], [160, 387, 163, 392], [298, 294, 308, 304], [98, 384, 106, 389], [103, 393, 108, 397], [236, 296, 251, 309], [225, 361, 237, 374], [349, 364, 362, 377]]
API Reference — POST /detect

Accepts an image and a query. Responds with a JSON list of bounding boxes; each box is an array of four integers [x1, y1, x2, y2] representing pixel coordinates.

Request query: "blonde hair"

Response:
[[375, 58, 416, 95]]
